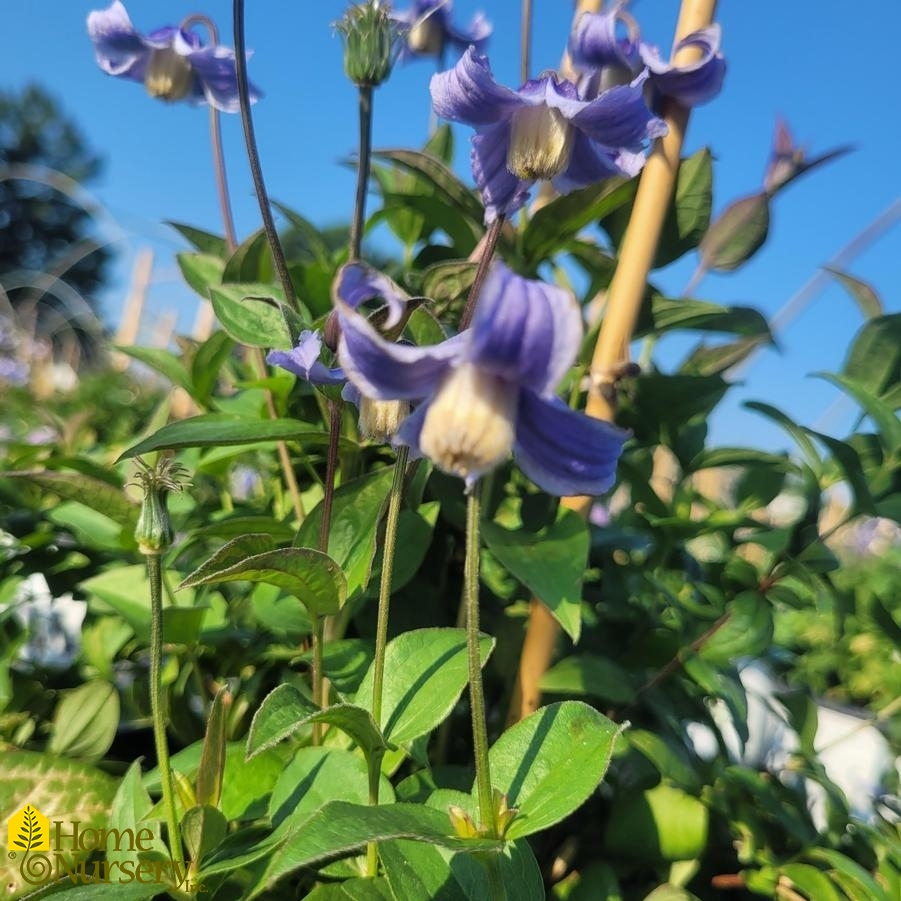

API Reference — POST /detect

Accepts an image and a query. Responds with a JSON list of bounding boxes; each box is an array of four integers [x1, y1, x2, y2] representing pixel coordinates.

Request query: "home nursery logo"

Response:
[[5, 803, 205, 891]]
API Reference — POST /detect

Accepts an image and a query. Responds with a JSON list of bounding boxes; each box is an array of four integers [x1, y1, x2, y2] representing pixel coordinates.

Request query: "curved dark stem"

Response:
[[318, 400, 344, 553], [350, 86, 374, 261], [232, 0, 300, 314], [520, 0, 533, 84], [459, 215, 505, 331]]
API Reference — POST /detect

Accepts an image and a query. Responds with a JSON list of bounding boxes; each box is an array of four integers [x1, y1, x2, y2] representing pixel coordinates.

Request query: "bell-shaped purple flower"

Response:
[[430, 48, 665, 222], [392, 0, 491, 60], [267, 330, 346, 387], [570, 8, 725, 110], [87, 1, 260, 112], [337, 262, 628, 495]]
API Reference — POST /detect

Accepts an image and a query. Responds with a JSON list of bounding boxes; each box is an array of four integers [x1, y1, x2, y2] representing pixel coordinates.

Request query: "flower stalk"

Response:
[[507, 0, 720, 727]]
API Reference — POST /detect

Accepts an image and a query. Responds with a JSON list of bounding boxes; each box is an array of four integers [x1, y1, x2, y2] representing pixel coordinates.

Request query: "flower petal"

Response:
[[87, 1, 151, 76], [514, 389, 627, 496], [568, 6, 641, 74], [430, 47, 522, 126], [445, 12, 493, 53], [338, 305, 464, 400], [182, 43, 261, 112], [334, 262, 408, 328], [565, 73, 666, 148], [267, 330, 345, 385], [553, 131, 626, 193], [640, 25, 726, 108], [471, 122, 532, 223], [468, 263, 582, 393]]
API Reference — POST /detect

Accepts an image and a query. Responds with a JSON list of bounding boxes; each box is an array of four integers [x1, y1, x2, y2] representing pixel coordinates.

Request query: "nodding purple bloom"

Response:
[[430, 48, 665, 223], [337, 262, 628, 494], [267, 267, 411, 441], [392, 0, 491, 60], [87, 1, 260, 112], [569, 7, 725, 110]]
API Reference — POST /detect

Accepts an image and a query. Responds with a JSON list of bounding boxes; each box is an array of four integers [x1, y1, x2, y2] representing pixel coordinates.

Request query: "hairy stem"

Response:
[[147, 553, 185, 872]]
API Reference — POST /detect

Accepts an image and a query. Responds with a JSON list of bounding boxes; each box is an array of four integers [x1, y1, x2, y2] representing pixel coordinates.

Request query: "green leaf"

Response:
[[643, 886, 702, 901], [483, 508, 589, 642], [679, 336, 768, 376], [223, 229, 274, 283], [699, 191, 771, 271], [47, 681, 120, 761], [698, 592, 773, 664], [627, 730, 702, 792], [181, 804, 228, 866], [806, 848, 890, 901], [0, 750, 118, 900], [419, 259, 477, 308], [209, 284, 293, 349], [247, 684, 387, 761], [113, 345, 193, 393], [602, 149, 713, 268], [372, 148, 484, 226], [107, 760, 168, 872], [816, 372, 901, 451], [356, 628, 493, 746], [176, 251, 225, 298], [2, 469, 136, 528], [523, 176, 633, 262], [745, 401, 823, 473], [779, 863, 844, 901], [805, 428, 876, 515], [380, 192, 479, 252], [191, 329, 235, 406], [169, 222, 228, 257], [488, 701, 621, 840], [117, 414, 343, 460], [297, 467, 395, 600], [196, 688, 231, 808], [636, 296, 771, 340], [841, 313, 901, 396], [825, 266, 883, 319], [178, 535, 346, 618], [238, 801, 500, 898], [306, 878, 396, 900], [539, 654, 636, 705]]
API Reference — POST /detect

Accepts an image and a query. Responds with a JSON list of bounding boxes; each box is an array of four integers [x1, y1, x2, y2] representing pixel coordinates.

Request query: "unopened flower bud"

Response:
[[132, 457, 190, 555], [322, 310, 342, 353], [144, 47, 194, 102], [336, 1, 399, 87], [358, 396, 410, 441]]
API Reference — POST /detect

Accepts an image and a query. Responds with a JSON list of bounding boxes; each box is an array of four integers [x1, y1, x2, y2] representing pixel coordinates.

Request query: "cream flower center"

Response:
[[507, 103, 575, 180], [419, 363, 518, 482], [407, 17, 443, 55], [358, 397, 410, 441], [144, 48, 194, 102]]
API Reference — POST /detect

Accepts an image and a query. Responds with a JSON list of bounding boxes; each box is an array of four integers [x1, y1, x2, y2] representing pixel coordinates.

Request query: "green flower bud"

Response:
[[335, 1, 400, 88], [131, 457, 190, 555]]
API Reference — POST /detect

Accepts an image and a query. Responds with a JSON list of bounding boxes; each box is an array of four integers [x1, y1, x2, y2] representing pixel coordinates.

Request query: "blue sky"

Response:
[[5, 1, 901, 451]]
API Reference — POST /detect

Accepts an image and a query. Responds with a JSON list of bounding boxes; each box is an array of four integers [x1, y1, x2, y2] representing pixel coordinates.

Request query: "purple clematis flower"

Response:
[[391, 0, 491, 60], [337, 262, 628, 494], [569, 7, 725, 110], [267, 330, 346, 387], [87, 1, 260, 112], [430, 48, 665, 223]]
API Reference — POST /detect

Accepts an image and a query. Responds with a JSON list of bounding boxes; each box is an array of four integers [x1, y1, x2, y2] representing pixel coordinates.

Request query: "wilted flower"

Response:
[[569, 6, 725, 109], [87, 1, 261, 112], [3, 574, 87, 670], [392, 0, 491, 60], [430, 48, 665, 222], [338, 262, 627, 494]]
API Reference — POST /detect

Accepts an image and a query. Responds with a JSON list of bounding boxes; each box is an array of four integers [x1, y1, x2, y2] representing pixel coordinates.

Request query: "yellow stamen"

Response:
[[144, 47, 194, 102]]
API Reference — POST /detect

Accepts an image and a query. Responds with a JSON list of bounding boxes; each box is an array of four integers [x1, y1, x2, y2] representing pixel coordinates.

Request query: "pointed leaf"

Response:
[[47, 680, 119, 761], [209, 284, 293, 349], [482, 508, 589, 642], [841, 313, 901, 397], [356, 628, 493, 746], [487, 701, 621, 839], [113, 345, 193, 393], [700, 192, 770, 271], [540, 654, 635, 705], [825, 267, 883, 319], [176, 251, 225, 298], [196, 688, 232, 808], [169, 222, 228, 257], [816, 372, 901, 451]]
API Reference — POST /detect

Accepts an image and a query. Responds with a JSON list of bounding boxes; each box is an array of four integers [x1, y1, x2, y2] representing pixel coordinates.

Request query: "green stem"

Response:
[[459, 215, 505, 331], [318, 400, 343, 554], [311, 614, 325, 746], [350, 85, 374, 261], [232, 0, 300, 315], [147, 552, 185, 872], [465, 484, 495, 836]]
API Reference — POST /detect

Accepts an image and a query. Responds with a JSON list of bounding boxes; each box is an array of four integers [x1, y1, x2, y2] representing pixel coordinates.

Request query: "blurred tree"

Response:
[[0, 83, 111, 358]]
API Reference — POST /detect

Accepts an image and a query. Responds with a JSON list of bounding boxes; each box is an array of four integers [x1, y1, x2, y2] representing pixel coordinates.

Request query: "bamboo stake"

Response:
[[507, 0, 719, 727]]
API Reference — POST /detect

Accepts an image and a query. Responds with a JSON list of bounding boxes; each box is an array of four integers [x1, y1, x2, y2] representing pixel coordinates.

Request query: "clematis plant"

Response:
[[337, 261, 628, 494], [569, 4, 726, 109], [87, 0, 261, 112], [430, 47, 665, 222], [391, 0, 491, 61]]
